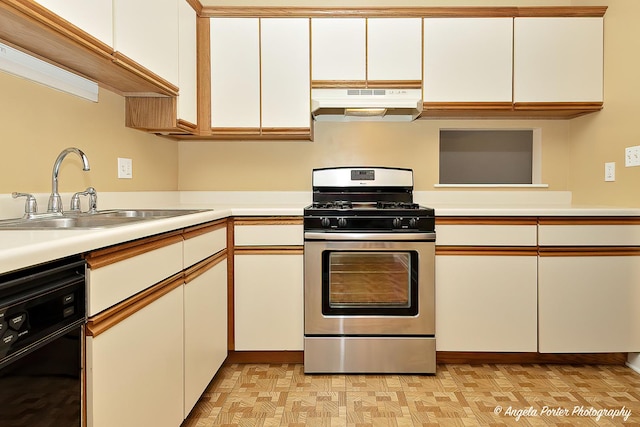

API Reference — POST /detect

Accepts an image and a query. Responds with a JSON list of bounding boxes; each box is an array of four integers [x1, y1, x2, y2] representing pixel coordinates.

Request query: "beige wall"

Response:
[[568, 0, 640, 207], [0, 72, 178, 194], [179, 120, 571, 191]]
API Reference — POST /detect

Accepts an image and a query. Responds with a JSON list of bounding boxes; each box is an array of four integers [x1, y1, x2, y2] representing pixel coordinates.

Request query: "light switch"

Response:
[[605, 162, 615, 182], [118, 157, 132, 179]]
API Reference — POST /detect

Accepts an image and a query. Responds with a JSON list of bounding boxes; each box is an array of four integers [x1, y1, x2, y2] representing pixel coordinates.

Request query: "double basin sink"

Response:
[[0, 209, 209, 230]]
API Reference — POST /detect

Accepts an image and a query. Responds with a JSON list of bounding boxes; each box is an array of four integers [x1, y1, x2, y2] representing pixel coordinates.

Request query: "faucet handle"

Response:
[[12, 192, 38, 217], [69, 191, 85, 212], [70, 187, 98, 213]]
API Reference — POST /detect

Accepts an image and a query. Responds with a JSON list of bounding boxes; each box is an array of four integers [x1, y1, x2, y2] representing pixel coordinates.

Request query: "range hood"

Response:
[[311, 88, 423, 122]]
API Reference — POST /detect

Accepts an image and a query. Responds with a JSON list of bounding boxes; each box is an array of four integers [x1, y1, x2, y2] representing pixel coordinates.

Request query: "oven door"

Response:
[[304, 232, 435, 336]]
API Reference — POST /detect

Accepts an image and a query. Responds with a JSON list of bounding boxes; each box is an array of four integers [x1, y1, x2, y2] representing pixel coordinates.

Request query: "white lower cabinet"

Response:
[[234, 253, 303, 350], [86, 220, 228, 426], [86, 284, 184, 427], [539, 254, 640, 353], [184, 256, 228, 416], [436, 253, 538, 352]]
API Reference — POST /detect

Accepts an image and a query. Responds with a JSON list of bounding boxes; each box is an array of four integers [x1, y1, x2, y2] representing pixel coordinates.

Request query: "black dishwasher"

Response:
[[0, 256, 86, 427]]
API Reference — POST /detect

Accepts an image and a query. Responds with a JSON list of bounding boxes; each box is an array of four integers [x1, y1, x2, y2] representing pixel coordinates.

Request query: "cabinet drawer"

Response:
[[538, 219, 640, 246], [436, 224, 537, 246], [86, 234, 183, 316], [183, 221, 227, 267], [234, 218, 303, 246]]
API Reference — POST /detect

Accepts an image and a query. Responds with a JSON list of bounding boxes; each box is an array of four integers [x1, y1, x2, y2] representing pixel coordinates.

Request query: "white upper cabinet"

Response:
[[210, 18, 261, 128], [261, 18, 311, 129], [514, 17, 603, 103], [311, 18, 366, 81], [210, 18, 310, 130], [178, 0, 197, 125], [311, 17, 422, 83], [423, 18, 513, 102], [368, 18, 422, 81], [113, 0, 179, 86], [34, 0, 113, 47]]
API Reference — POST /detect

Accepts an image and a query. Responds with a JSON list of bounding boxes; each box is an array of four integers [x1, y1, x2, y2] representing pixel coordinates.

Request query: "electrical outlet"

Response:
[[605, 162, 615, 182], [117, 157, 132, 179], [625, 146, 640, 167]]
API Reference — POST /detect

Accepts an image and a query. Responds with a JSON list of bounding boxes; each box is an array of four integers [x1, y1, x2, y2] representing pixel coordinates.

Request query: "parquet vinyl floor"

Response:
[[182, 363, 640, 426]]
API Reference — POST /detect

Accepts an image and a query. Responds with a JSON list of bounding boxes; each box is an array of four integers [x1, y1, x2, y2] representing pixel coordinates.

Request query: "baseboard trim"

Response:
[[226, 350, 304, 364], [223, 351, 627, 366], [437, 351, 628, 365]]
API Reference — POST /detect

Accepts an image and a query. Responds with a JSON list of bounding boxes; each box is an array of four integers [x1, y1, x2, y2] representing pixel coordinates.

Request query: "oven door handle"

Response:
[[304, 232, 436, 241]]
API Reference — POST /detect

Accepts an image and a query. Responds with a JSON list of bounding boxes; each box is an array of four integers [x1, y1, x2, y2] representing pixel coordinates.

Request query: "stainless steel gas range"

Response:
[[303, 167, 436, 374]]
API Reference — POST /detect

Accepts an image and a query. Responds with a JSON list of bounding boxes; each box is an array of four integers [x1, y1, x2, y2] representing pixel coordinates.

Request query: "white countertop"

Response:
[[2, 190, 640, 275]]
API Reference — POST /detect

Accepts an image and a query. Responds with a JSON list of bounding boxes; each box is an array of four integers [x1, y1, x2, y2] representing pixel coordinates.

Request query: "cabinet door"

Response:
[[311, 18, 366, 81], [184, 258, 227, 417], [86, 286, 184, 427], [368, 18, 422, 82], [34, 0, 113, 47], [436, 254, 538, 352], [424, 18, 512, 102], [514, 17, 603, 102], [113, 0, 179, 86], [178, 0, 197, 125], [261, 18, 310, 128], [539, 255, 640, 353], [234, 253, 303, 350], [210, 18, 260, 128]]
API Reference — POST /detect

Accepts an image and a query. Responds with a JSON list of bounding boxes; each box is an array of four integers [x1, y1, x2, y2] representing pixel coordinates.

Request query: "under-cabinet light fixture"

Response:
[[344, 107, 388, 117], [0, 42, 98, 102]]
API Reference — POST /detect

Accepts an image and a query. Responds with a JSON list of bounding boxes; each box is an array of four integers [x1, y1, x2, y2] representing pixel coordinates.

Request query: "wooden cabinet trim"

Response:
[[84, 232, 183, 270], [86, 273, 184, 337], [311, 80, 422, 89], [235, 246, 304, 255], [202, 7, 606, 18], [202, 128, 312, 140], [539, 247, 640, 257], [184, 250, 227, 283], [112, 51, 179, 96], [183, 219, 227, 240], [436, 246, 538, 256], [539, 217, 640, 225], [197, 15, 212, 135], [3, 0, 112, 56], [436, 217, 538, 226], [0, 1, 179, 96], [227, 218, 236, 351], [234, 217, 303, 226], [516, 7, 607, 18], [423, 102, 514, 111], [514, 102, 603, 112]]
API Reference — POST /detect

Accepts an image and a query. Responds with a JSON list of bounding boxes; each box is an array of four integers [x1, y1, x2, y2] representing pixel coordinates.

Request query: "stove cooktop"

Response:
[[305, 166, 436, 232], [303, 203, 435, 232]]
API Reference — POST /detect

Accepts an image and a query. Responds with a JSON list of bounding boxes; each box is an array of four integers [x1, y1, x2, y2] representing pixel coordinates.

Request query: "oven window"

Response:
[[322, 251, 419, 316]]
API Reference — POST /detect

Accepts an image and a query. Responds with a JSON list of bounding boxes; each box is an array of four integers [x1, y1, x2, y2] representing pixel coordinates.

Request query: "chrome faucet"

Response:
[[48, 147, 90, 213]]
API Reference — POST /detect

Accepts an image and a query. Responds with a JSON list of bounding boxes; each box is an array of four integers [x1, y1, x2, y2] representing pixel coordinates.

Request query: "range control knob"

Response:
[[337, 218, 347, 228], [321, 217, 331, 228], [392, 218, 403, 229], [409, 218, 418, 229]]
